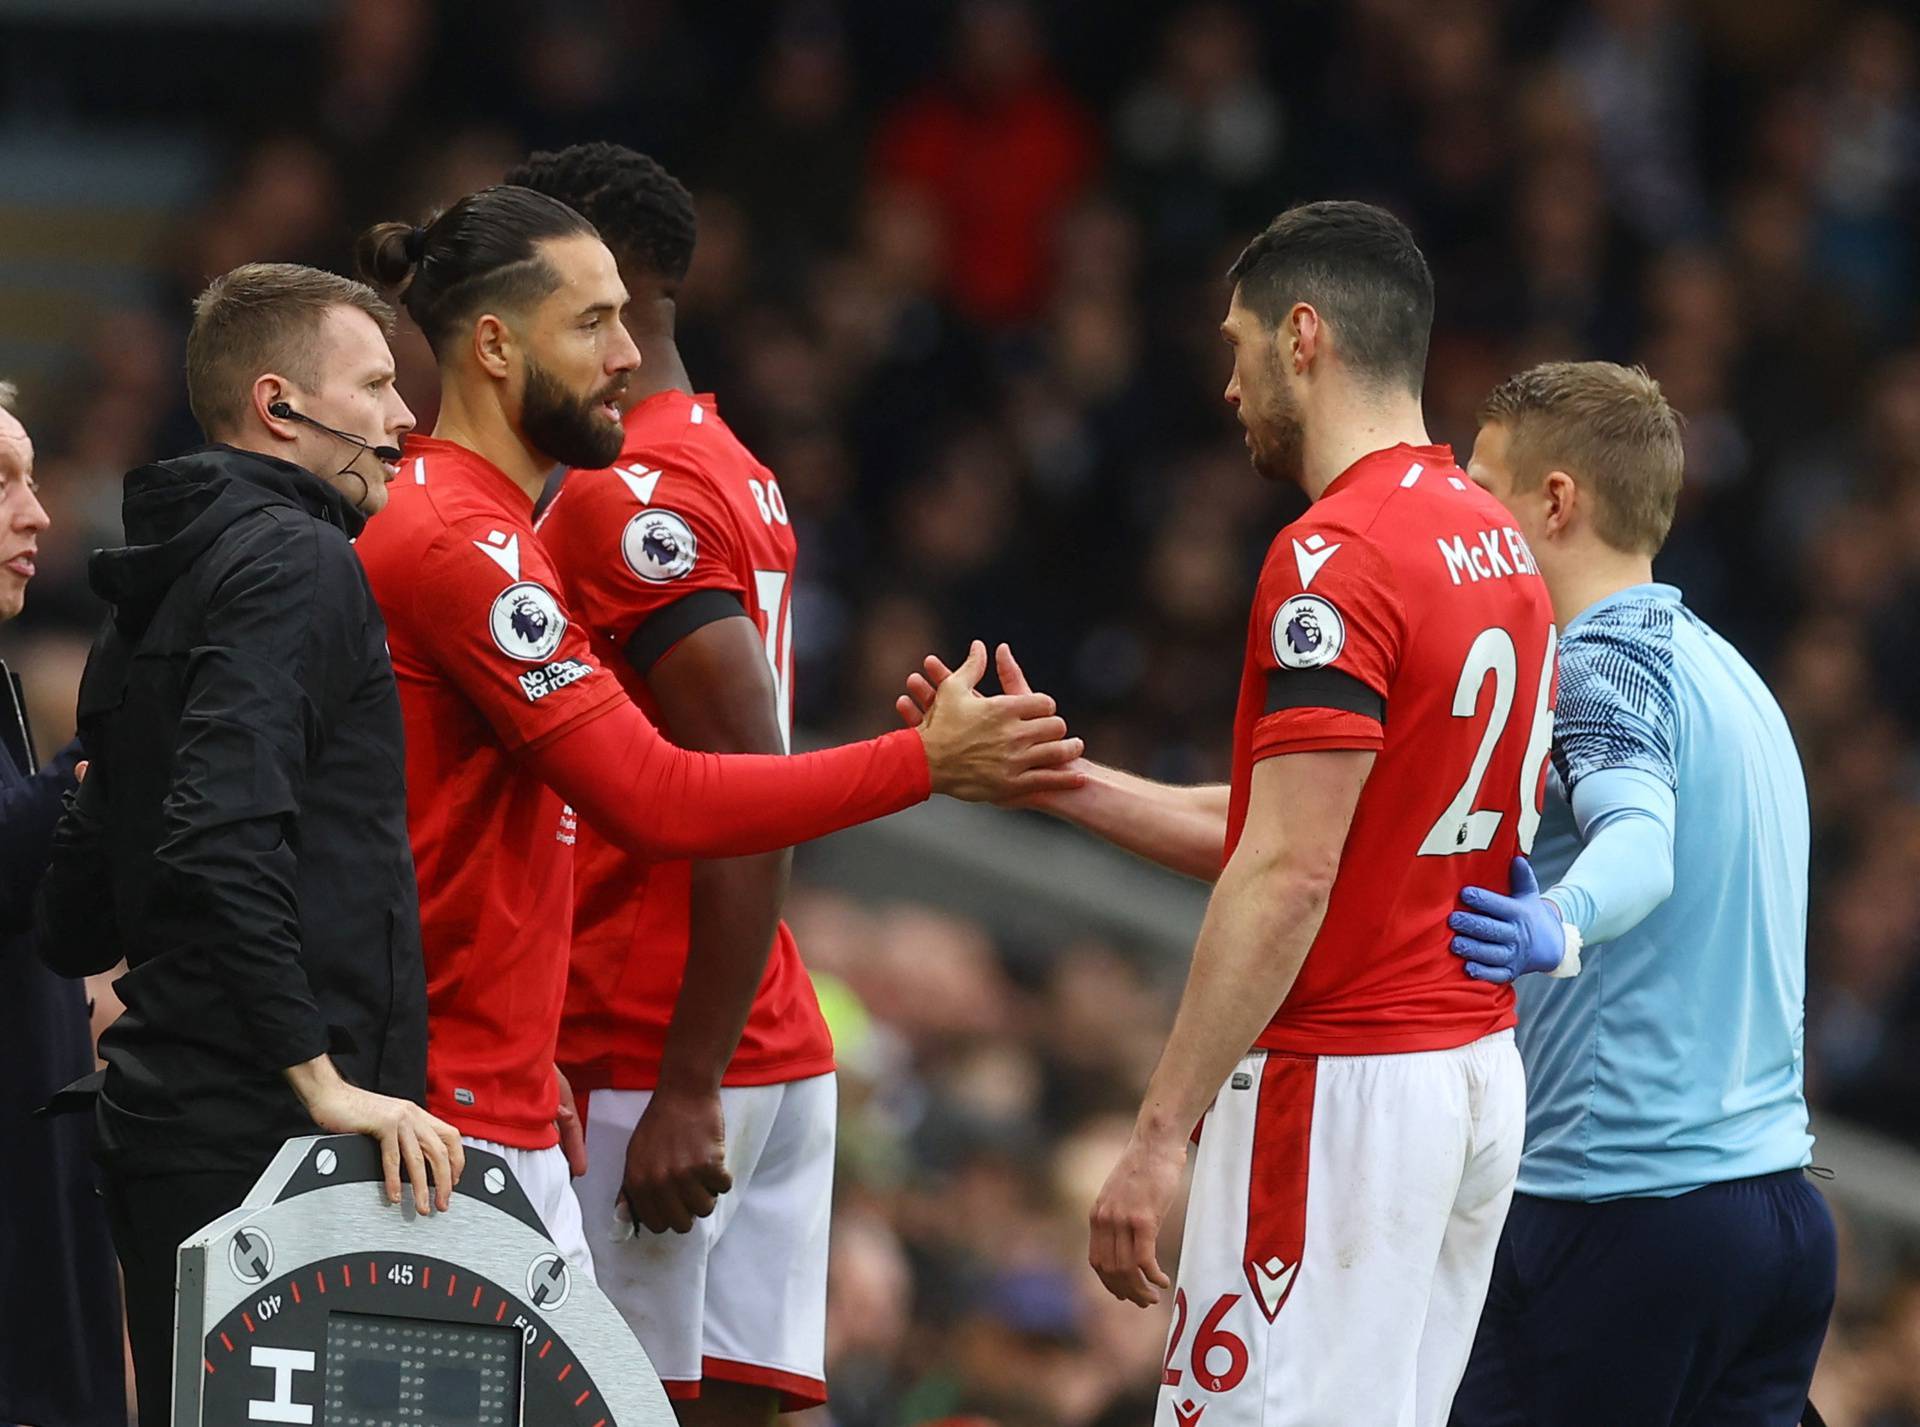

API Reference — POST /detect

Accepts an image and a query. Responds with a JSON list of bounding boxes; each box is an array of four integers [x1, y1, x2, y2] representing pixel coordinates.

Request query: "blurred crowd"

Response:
[[2, 0, 1918, 1422]]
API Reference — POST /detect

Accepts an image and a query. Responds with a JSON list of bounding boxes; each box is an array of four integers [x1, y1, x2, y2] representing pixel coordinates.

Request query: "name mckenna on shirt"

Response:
[[1436, 526, 1539, 586]]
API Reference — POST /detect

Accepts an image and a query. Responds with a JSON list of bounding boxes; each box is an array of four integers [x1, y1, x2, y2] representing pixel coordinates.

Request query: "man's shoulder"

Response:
[[617, 405, 764, 502], [1266, 504, 1391, 580], [211, 498, 360, 586], [1561, 595, 1680, 706], [1553, 593, 1685, 789], [366, 477, 527, 560], [1566, 591, 1680, 651]]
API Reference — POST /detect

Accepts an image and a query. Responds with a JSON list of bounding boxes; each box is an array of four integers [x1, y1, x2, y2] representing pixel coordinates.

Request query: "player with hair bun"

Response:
[[350, 185, 1084, 1280]]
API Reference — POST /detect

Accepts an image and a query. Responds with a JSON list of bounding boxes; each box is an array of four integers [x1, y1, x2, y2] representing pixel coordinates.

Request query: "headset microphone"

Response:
[[267, 401, 404, 463]]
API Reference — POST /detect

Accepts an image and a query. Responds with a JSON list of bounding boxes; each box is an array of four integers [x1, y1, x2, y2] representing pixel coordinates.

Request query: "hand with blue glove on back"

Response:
[[1448, 856, 1581, 984]]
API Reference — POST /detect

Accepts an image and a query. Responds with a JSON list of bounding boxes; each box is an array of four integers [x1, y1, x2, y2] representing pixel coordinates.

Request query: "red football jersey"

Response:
[[1229, 443, 1557, 1056], [357, 436, 623, 1147], [538, 391, 833, 1091]]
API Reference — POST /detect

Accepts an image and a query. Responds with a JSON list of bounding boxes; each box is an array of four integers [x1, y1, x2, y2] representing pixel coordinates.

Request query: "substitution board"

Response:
[[171, 1134, 671, 1426]]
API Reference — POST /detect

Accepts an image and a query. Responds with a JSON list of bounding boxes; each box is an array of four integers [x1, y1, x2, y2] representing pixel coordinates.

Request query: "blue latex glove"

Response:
[[1448, 857, 1566, 984]]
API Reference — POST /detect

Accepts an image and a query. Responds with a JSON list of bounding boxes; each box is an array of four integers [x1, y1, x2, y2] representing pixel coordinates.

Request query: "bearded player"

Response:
[[907, 203, 1555, 1426], [350, 185, 1082, 1280], [512, 141, 838, 1421]]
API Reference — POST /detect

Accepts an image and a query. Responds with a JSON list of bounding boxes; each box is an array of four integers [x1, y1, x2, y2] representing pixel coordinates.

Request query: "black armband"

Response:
[[624, 589, 750, 674], [1264, 666, 1385, 722]]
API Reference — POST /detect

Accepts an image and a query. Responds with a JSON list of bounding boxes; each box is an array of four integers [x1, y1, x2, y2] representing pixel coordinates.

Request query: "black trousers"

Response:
[[1451, 1170, 1837, 1427], [101, 1168, 260, 1427]]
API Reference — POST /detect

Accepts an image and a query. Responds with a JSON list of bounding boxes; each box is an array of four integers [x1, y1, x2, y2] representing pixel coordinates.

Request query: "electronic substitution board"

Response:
[[172, 1134, 672, 1427]]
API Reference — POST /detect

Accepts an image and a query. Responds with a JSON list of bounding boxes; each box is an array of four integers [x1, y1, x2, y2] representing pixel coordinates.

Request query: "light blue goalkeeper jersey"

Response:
[[1517, 582, 1814, 1200]]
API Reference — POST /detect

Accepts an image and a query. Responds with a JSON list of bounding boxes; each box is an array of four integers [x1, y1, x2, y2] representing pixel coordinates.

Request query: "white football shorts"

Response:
[[1155, 1031, 1524, 1427], [459, 1135, 596, 1282], [578, 1073, 836, 1410]]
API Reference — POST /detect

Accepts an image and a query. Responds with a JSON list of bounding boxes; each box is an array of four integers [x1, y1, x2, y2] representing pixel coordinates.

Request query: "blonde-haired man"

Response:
[[1449, 361, 1834, 1427]]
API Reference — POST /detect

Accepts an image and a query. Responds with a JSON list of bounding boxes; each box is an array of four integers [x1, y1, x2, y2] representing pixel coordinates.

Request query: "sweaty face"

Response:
[[1222, 295, 1305, 485], [0, 406, 48, 621], [288, 305, 414, 516], [514, 233, 637, 471]]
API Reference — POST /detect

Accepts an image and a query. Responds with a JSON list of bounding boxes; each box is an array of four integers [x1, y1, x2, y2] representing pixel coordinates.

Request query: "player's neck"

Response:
[[431, 382, 550, 507], [1301, 389, 1432, 501], [623, 334, 693, 408], [620, 297, 694, 408], [1547, 547, 1656, 627]]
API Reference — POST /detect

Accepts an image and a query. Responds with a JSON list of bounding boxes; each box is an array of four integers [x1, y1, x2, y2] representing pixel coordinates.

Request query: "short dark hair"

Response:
[[354, 185, 597, 355], [1478, 361, 1686, 556], [1227, 201, 1435, 394], [186, 262, 394, 438], [504, 143, 697, 286]]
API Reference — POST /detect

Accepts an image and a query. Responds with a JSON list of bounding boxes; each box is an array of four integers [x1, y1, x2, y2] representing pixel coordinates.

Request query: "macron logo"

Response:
[[615, 464, 662, 505], [1291, 533, 1341, 589], [473, 530, 521, 581], [1248, 1256, 1298, 1321]]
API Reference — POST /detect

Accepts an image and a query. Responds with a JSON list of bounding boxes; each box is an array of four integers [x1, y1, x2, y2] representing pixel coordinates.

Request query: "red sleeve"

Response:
[[543, 459, 748, 648], [1247, 528, 1406, 761], [525, 701, 931, 861], [408, 521, 623, 751]]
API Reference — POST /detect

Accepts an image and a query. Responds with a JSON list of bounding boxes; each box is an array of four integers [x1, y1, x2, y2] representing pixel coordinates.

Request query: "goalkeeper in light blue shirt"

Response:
[[1446, 362, 1835, 1427]]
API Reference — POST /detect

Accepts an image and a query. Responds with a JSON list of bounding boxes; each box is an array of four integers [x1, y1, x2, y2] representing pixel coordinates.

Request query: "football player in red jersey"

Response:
[[349, 185, 1082, 1282], [510, 142, 841, 1421], [903, 203, 1556, 1427]]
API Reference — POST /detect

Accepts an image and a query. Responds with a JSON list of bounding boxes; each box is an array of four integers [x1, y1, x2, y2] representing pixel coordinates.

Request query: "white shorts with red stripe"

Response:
[[1156, 1030, 1523, 1427], [577, 1074, 835, 1411], [459, 1137, 596, 1282]]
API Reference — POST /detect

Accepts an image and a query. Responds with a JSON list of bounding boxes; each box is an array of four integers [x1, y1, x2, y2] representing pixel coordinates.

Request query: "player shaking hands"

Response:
[[908, 203, 1555, 1427]]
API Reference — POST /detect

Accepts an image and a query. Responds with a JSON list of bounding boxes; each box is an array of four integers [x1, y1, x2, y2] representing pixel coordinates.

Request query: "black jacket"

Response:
[[37, 445, 428, 1177]]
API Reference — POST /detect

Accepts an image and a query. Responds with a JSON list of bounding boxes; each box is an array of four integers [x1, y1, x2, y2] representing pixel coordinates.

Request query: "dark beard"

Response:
[[1246, 344, 1305, 484], [1249, 403, 1305, 484], [521, 359, 623, 469]]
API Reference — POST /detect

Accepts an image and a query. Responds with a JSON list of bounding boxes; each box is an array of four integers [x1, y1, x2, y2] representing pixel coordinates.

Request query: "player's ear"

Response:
[[1290, 303, 1320, 372], [472, 314, 514, 382], [1542, 470, 1578, 536]]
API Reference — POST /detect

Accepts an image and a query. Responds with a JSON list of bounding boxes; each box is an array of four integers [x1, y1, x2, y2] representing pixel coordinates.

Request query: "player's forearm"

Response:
[[658, 850, 792, 1093], [1042, 762, 1229, 882], [1134, 852, 1334, 1146], [531, 703, 930, 861], [284, 1053, 347, 1115], [1548, 765, 1677, 946], [1547, 808, 1675, 946]]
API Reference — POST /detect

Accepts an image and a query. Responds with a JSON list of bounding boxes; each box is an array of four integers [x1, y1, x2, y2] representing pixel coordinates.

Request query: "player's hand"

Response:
[[620, 1085, 733, 1235], [895, 641, 1033, 729], [905, 642, 1088, 805], [303, 1081, 466, 1215], [554, 1067, 589, 1178], [1088, 1130, 1183, 1307], [1448, 857, 1568, 983]]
